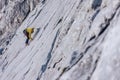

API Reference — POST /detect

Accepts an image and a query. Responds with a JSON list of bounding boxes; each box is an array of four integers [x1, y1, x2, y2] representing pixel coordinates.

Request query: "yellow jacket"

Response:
[[26, 28, 34, 39]]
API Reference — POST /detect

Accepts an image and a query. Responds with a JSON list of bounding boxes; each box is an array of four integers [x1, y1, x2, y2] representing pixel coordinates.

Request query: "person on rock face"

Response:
[[23, 27, 34, 45]]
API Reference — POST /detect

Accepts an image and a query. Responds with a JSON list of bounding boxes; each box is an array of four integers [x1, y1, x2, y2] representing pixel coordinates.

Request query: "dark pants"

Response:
[[26, 32, 29, 44], [23, 30, 29, 44]]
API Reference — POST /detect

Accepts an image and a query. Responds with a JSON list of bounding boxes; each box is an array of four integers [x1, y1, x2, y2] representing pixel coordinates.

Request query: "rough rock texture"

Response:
[[0, 0, 120, 80], [0, 0, 40, 47]]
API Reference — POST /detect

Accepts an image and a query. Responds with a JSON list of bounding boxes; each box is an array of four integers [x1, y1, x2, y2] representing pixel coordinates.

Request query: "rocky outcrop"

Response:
[[0, 0, 120, 80]]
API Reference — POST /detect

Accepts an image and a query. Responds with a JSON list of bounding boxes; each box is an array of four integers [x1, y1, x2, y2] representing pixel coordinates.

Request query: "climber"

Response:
[[23, 27, 34, 45]]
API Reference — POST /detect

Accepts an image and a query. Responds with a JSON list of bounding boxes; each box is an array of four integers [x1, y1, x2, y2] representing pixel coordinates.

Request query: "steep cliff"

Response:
[[0, 0, 120, 80]]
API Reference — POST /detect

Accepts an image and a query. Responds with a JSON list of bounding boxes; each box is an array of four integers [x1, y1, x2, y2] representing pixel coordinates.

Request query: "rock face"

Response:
[[0, 0, 40, 47], [0, 0, 120, 80]]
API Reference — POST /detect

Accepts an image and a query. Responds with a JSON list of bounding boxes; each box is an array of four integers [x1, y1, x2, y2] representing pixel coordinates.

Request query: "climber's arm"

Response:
[[28, 33, 33, 40]]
